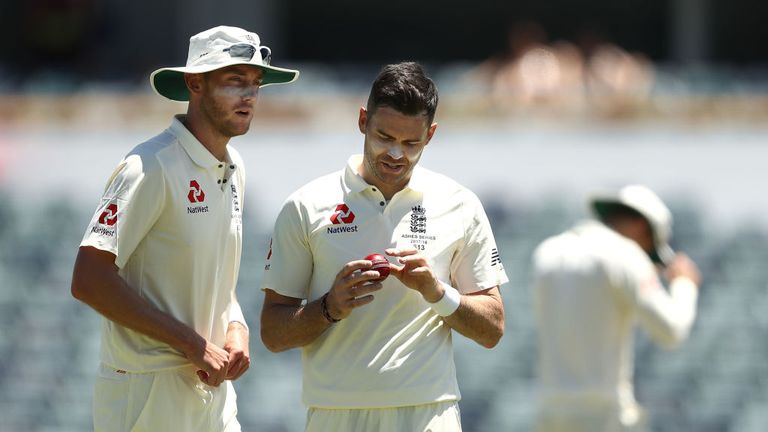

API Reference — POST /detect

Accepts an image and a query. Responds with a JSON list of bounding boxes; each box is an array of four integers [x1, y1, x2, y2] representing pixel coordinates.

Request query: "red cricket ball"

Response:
[[365, 253, 390, 281]]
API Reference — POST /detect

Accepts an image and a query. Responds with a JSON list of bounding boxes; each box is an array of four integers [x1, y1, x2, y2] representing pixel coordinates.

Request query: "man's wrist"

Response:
[[227, 320, 249, 333], [429, 281, 461, 317], [320, 292, 341, 324], [422, 279, 445, 303], [177, 329, 206, 359]]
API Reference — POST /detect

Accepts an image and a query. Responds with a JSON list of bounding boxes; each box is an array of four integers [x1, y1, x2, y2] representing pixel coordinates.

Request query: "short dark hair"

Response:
[[366, 62, 439, 123]]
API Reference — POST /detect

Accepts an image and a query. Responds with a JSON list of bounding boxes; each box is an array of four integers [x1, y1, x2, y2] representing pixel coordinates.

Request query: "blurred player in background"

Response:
[[531, 185, 701, 432], [259, 61, 508, 431], [70, 25, 298, 431]]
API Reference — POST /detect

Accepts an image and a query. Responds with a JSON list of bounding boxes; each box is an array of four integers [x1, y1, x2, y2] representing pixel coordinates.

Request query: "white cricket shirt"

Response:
[[531, 220, 698, 425], [262, 155, 509, 409], [81, 115, 247, 372]]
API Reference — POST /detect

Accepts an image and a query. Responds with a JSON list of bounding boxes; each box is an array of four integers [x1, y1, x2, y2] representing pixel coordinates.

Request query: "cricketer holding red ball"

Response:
[[365, 253, 390, 281], [260, 62, 508, 431]]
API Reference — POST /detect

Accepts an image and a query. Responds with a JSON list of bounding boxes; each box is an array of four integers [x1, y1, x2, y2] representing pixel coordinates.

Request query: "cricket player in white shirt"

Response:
[[531, 185, 701, 432], [260, 62, 508, 431], [70, 25, 298, 431]]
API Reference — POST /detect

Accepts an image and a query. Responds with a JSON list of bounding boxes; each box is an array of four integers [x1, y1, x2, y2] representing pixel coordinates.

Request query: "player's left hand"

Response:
[[665, 253, 701, 286], [223, 321, 250, 381], [386, 248, 444, 303]]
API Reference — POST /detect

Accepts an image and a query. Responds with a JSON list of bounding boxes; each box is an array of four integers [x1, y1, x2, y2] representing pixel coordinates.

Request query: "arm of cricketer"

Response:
[[635, 253, 701, 348], [260, 259, 384, 352], [387, 248, 504, 349], [71, 246, 250, 385]]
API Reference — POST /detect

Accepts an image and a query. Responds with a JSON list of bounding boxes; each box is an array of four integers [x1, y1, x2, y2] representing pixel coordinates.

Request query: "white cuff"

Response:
[[670, 277, 698, 303], [430, 281, 461, 317], [229, 320, 249, 332], [228, 302, 249, 332]]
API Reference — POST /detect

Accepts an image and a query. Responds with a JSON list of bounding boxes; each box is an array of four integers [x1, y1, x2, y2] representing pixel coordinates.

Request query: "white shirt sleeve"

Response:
[[622, 249, 699, 348], [261, 197, 314, 300], [80, 153, 165, 268], [227, 296, 248, 330], [450, 191, 509, 293]]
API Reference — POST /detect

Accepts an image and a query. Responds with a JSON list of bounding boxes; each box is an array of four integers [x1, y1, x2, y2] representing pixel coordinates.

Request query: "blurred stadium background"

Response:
[[1, 0, 767, 431]]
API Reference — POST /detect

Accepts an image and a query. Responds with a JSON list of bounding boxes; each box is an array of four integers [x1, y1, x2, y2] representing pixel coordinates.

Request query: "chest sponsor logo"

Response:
[[92, 203, 117, 236], [187, 180, 209, 214], [188, 180, 205, 203], [330, 203, 355, 224], [327, 203, 359, 234]]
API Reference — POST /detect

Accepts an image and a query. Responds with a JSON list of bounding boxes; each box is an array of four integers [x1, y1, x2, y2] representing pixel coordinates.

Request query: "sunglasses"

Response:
[[223, 43, 272, 65]]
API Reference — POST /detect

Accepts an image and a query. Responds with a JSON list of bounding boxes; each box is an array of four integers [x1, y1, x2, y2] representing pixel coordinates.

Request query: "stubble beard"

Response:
[[365, 149, 411, 190], [201, 93, 249, 139]]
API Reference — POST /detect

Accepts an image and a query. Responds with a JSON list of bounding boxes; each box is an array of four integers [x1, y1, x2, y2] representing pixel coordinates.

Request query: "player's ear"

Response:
[[358, 107, 368, 134], [185, 73, 204, 95], [425, 122, 438, 145]]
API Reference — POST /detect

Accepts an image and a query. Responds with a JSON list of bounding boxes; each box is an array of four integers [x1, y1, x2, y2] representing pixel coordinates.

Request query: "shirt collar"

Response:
[[169, 115, 234, 169], [342, 154, 427, 194], [342, 155, 369, 194]]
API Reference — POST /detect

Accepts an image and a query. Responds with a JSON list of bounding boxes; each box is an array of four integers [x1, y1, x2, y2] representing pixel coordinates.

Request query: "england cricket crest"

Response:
[[410, 205, 427, 233]]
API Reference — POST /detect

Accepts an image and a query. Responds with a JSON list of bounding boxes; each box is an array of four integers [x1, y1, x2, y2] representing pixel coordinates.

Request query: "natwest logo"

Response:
[[330, 203, 355, 224], [188, 180, 205, 203], [98, 203, 118, 226]]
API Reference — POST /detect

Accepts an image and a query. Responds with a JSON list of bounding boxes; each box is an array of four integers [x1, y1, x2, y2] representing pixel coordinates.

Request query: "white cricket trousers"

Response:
[[93, 363, 241, 432], [535, 396, 648, 432], [305, 401, 462, 432]]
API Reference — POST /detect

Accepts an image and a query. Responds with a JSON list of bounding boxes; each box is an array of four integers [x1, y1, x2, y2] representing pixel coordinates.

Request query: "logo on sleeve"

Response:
[[98, 203, 118, 226], [491, 248, 502, 266], [92, 202, 117, 236], [187, 180, 209, 214], [264, 238, 273, 270]]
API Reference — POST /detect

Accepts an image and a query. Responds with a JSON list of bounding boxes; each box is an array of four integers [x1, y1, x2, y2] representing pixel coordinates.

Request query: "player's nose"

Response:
[[387, 144, 404, 159]]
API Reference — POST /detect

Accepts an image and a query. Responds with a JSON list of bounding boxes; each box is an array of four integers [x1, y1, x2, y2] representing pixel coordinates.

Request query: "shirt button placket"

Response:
[[371, 187, 386, 210], [216, 164, 226, 189]]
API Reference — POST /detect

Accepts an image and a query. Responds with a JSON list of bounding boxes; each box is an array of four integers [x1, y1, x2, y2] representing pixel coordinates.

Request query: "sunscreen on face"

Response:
[[215, 85, 259, 99]]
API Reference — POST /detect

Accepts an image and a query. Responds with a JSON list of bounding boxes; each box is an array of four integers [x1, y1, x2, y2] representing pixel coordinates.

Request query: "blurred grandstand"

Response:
[[0, 179, 766, 431]]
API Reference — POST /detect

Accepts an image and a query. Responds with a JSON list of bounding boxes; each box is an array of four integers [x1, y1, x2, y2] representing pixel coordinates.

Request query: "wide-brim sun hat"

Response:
[[150, 25, 299, 101], [590, 184, 675, 265]]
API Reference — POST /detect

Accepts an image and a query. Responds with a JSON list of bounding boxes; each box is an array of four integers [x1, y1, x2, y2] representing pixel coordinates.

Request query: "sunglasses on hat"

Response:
[[223, 43, 272, 65]]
